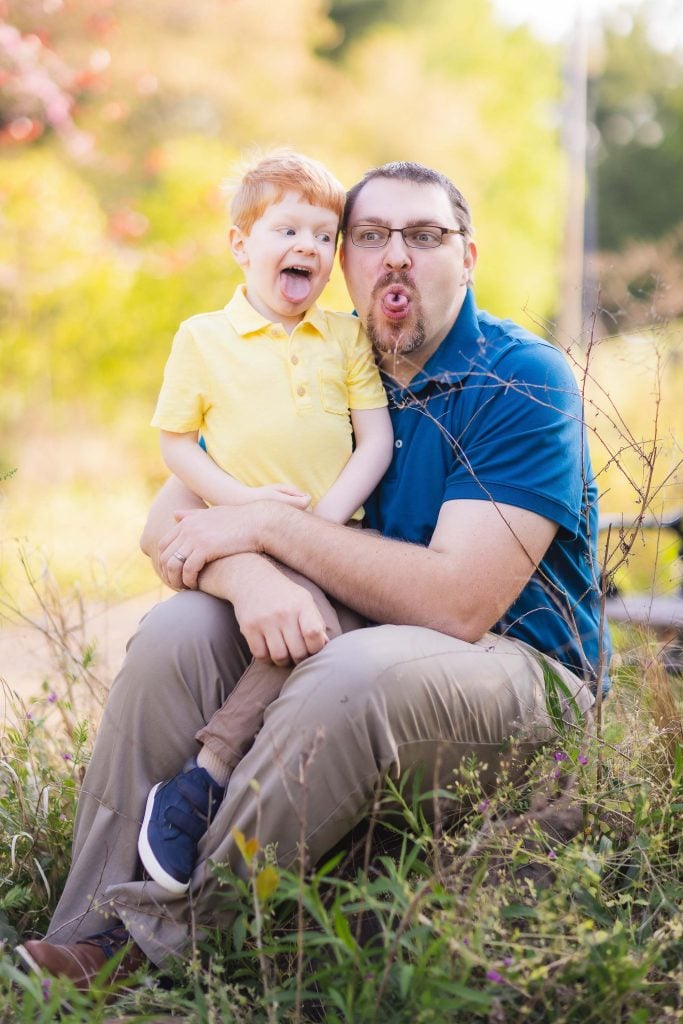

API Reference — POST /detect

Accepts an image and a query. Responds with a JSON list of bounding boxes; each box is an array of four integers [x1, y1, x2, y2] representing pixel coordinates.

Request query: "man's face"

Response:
[[341, 177, 476, 375]]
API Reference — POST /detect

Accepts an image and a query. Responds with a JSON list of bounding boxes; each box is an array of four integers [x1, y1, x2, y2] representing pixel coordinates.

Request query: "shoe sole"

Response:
[[137, 783, 191, 895]]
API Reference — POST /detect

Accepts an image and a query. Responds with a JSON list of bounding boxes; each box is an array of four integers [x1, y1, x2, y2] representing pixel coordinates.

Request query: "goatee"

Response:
[[366, 310, 426, 355]]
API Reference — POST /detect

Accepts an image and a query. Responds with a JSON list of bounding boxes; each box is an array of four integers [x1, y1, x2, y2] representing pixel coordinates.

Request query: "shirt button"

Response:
[[395, 439, 403, 448], [297, 385, 306, 397], [291, 355, 299, 365]]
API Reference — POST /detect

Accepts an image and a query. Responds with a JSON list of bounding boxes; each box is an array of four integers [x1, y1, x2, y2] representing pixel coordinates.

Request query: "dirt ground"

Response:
[[0, 588, 168, 711]]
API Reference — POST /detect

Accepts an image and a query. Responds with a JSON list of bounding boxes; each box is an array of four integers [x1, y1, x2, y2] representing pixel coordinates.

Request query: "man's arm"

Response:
[[140, 477, 329, 665], [159, 498, 558, 642]]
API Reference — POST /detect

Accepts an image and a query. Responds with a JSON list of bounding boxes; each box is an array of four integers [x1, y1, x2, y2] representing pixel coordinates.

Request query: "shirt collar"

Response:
[[224, 284, 327, 338], [396, 288, 485, 396]]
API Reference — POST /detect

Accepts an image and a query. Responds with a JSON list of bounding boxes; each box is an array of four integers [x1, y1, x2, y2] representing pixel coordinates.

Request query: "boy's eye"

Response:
[[280, 227, 297, 236], [316, 232, 333, 243]]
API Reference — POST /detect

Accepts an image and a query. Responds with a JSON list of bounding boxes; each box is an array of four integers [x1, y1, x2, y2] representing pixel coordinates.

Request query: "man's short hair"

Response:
[[342, 161, 473, 242], [227, 149, 346, 234]]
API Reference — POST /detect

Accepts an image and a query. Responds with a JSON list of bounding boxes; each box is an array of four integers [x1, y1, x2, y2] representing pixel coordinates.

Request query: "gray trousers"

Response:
[[47, 589, 594, 966]]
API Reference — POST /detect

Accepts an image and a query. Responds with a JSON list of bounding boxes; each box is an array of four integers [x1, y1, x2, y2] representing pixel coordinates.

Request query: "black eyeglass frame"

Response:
[[347, 224, 467, 249]]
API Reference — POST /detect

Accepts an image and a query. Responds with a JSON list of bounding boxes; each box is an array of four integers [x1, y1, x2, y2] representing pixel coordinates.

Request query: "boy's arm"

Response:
[[312, 407, 394, 523], [160, 431, 310, 510]]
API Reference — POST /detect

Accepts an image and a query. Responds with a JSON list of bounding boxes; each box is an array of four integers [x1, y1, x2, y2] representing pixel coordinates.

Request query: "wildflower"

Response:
[[503, 957, 514, 967], [48, 692, 58, 703], [486, 969, 503, 983], [578, 754, 588, 766], [62, 753, 72, 761], [553, 750, 568, 762], [552, 768, 562, 780], [478, 799, 490, 812], [548, 849, 557, 861], [42, 978, 51, 1000]]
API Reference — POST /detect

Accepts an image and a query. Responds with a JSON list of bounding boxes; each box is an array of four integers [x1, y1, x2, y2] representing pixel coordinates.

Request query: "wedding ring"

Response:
[[174, 551, 187, 563]]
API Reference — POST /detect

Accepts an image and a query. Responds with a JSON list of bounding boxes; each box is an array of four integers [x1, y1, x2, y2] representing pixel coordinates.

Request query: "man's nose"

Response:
[[382, 233, 411, 270]]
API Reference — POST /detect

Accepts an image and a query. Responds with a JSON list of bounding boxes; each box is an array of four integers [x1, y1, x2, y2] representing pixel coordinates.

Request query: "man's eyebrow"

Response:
[[349, 216, 441, 227]]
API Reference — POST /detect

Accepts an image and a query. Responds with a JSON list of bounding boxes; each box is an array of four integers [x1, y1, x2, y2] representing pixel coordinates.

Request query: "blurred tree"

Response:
[[589, 4, 683, 330], [592, 8, 683, 248], [0, 0, 113, 158]]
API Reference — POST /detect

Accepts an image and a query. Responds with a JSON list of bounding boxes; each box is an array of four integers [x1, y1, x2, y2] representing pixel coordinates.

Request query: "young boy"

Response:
[[138, 150, 393, 894]]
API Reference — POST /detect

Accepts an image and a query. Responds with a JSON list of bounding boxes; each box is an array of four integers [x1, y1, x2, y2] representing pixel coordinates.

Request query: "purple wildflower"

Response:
[[48, 692, 57, 703], [578, 754, 588, 766], [42, 977, 51, 1000], [61, 752, 72, 761], [486, 969, 503, 983], [478, 799, 490, 812], [553, 768, 562, 780], [548, 849, 557, 861], [553, 750, 568, 762], [503, 957, 514, 967]]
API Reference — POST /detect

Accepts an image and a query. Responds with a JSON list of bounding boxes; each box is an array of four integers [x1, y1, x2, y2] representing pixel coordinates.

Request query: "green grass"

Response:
[[1, 613, 681, 1022]]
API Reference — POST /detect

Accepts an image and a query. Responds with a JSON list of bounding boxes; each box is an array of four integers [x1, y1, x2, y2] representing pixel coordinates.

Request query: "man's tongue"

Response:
[[381, 289, 409, 316], [280, 269, 311, 304]]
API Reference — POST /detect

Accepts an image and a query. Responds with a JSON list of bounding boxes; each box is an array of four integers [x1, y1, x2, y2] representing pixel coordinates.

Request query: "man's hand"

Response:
[[230, 561, 329, 665], [158, 504, 266, 590]]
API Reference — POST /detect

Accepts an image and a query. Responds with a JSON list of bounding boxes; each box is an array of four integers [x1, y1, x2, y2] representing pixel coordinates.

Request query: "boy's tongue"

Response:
[[280, 269, 311, 304]]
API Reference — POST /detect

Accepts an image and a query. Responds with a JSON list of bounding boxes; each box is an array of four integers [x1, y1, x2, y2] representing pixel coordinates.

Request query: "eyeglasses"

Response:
[[348, 224, 466, 249]]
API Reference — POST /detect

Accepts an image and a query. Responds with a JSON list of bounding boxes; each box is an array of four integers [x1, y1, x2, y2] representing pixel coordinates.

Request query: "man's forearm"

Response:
[[256, 506, 477, 638]]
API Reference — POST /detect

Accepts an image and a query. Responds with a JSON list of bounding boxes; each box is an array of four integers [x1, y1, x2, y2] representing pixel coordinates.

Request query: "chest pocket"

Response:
[[318, 369, 350, 416]]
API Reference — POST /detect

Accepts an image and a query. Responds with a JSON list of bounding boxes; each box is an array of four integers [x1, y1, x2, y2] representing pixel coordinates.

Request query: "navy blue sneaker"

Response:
[[138, 760, 225, 894]]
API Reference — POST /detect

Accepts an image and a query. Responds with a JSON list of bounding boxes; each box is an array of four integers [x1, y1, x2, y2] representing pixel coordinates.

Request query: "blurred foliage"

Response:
[[590, 2, 683, 330], [592, 7, 683, 248]]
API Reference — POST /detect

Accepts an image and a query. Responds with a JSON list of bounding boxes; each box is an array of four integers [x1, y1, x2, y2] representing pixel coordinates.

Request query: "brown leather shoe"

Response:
[[15, 924, 149, 991]]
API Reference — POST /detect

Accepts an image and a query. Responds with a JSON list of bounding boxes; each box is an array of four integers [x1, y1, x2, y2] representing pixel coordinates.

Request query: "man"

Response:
[[17, 162, 608, 988]]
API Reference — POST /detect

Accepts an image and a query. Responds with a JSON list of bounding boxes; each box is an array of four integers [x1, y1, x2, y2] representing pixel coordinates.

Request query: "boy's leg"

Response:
[[195, 567, 364, 771], [137, 570, 365, 894]]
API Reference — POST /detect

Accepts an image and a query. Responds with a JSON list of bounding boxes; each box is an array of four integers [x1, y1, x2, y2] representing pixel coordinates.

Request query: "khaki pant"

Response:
[[195, 568, 365, 766], [47, 589, 594, 966]]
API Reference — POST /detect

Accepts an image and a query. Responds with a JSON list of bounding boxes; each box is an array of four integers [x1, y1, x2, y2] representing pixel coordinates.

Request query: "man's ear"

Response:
[[463, 240, 477, 285], [229, 225, 249, 267]]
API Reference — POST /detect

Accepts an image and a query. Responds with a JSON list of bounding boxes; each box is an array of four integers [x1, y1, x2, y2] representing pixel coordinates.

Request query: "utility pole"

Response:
[[557, 8, 589, 346]]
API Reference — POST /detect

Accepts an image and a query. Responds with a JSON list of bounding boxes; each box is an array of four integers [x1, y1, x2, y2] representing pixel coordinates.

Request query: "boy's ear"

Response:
[[229, 225, 249, 267]]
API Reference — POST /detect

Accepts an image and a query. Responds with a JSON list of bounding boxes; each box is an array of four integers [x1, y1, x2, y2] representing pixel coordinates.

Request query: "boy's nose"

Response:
[[294, 234, 316, 254]]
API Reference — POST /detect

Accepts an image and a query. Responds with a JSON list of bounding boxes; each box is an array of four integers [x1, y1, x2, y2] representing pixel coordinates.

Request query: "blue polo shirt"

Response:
[[365, 289, 611, 690]]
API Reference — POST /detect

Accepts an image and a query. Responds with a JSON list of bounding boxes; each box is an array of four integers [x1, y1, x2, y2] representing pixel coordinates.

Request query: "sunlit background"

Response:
[[1, 0, 682, 630]]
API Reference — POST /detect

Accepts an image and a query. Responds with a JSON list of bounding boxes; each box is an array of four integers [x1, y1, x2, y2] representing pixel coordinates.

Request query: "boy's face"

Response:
[[230, 191, 339, 329]]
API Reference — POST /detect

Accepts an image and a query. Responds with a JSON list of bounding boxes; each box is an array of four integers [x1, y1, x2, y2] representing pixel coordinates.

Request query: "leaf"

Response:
[[232, 827, 260, 866], [254, 865, 280, 903]]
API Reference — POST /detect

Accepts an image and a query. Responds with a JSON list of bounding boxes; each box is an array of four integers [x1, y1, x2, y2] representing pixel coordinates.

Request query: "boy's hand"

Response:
[[252, 484, 311, 510], [231, 565, 329, 665]]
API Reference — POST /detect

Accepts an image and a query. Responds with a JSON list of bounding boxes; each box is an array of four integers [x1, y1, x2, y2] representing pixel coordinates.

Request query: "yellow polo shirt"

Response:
[[151, 285, 387, 514]]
